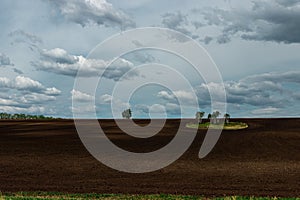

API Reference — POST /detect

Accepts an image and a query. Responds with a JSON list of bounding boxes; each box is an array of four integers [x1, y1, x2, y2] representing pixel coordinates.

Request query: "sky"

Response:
[[0, 0, 300, 118]]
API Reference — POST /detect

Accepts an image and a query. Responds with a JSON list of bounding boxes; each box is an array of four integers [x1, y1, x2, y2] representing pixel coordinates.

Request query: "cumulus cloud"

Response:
[[157, 90, 196, 105], [71, 89, 94, 102], [199, 0, 300, 43], [99, 94, 112, 104], [0, 76, 61, 115], [0, 76, 61, 95], [48, 0, 135, 29], [32, 48, 138, 81], [0, 105, 46, 114]]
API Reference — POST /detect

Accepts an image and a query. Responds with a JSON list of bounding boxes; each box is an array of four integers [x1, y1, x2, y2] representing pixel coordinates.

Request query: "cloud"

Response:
[[99, 94, 112, 104], [0, 53, 13, 66], [71, 89, 94, 102], [275, 0, 300, 7], [243, 71, 300, 84], [136, 103, 181, 116], [9, 29, 43, 46], [128, 52, 156, 64], [199, 0, 300, 43], [0, 53, 24, 74], [0, 105, 46, 114], [251, 107, 280, 115], [40, 48, 78, 64], [12, 68, 23, 75], [48, 0, 135, 29], [0, 76, 61, 115], [0, 76, 61, 95], [157, 90, 197, 105], [161, 11, 199, 40], [32, 48, 138, 81], [156, 70, 300, 110]]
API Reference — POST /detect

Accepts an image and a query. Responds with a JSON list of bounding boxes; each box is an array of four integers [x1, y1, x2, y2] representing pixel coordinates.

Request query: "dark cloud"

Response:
[[12, 68, 24, 75], [275, 0, 300, 7], [198, 0, 300, 44], [243, 71, 300, 84], [0, 53, 24, 74], [47, 0, 135, 29], [161, 11, 199, 40], [0, 53, 13, 66], [9, 30, 43, 46]]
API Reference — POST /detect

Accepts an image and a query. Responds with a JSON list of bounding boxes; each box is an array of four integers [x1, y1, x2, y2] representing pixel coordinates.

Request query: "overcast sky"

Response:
[[1, 0, 300, 118]]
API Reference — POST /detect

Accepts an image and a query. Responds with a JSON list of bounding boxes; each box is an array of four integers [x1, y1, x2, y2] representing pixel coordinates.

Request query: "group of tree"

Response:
[[0, 112, 55, 120], [195, 111, 230, 124], [122, 109, 132, 119]]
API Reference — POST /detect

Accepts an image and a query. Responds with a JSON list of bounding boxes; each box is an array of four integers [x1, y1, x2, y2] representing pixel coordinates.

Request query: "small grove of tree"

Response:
[[195, 111, 205, 124], [0, 112, 55, 120], [208, 111, 221, 124], [122, 109, 132, 119]]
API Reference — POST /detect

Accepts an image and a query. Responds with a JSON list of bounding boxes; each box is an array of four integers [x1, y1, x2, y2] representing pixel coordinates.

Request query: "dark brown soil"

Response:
[[0, 118, 299, 197]]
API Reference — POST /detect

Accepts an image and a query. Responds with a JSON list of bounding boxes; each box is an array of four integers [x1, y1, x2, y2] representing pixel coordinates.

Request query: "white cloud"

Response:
[[0, 76, 61, 95], [40, 48, 78, 64], [0, 75, 61, 115], [157, 90, 196, 105], [71, 89, 94, 102], [33, 48, 137, 81], [0, 105, 45, 114], [99, 94, 112, 104], [251, 107, 280, 115], [14, 76, 44, 91]]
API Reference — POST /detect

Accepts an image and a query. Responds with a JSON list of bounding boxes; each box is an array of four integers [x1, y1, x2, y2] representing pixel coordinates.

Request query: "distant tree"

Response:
[[224, 113, 230, 124], [122, 109, 132, 119], [195, 111, 205, 124], [211, 111, 221, 124], [207, 113, 212, 120]]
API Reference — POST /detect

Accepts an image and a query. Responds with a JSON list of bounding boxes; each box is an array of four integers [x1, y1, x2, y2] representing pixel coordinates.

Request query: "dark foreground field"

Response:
[[0, 118, 299, 197]]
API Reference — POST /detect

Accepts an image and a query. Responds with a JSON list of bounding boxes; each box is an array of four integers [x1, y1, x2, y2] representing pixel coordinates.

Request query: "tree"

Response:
[[207, 113, 212, 120], [122, 109, 132, 119], [224, 113, 230, 124], [195, 111, 205, 124], [211, 111, 221, 124]]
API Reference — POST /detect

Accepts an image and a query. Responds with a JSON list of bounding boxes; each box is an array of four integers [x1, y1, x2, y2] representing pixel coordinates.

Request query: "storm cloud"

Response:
[[199, 0, 300, 44]]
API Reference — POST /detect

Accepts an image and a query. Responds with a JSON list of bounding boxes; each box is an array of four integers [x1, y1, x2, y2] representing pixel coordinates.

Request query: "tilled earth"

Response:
[[0, 118, 299, 197]]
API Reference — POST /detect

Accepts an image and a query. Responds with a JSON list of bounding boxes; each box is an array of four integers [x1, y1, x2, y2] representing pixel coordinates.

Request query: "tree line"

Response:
[[121, 108, 230, 124], [0, 112, 56, 120]]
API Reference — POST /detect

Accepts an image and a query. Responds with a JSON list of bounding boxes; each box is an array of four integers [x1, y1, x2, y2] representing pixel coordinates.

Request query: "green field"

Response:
[[0, 192, 299, 200], [186, 122, 248, 130]]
